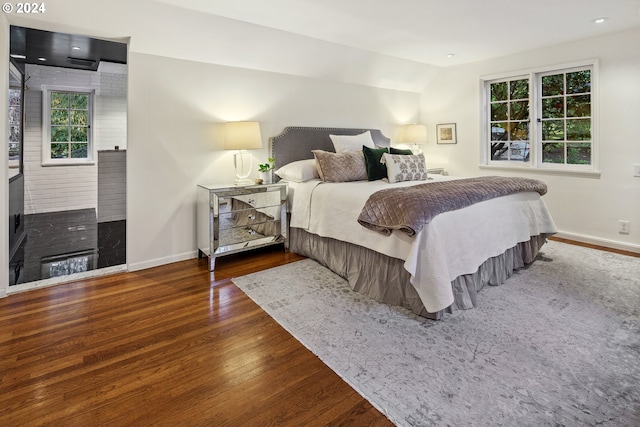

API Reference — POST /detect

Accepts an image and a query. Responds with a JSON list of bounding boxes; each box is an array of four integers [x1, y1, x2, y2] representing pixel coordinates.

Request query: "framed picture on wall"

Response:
[[436, 123, 457, 144]]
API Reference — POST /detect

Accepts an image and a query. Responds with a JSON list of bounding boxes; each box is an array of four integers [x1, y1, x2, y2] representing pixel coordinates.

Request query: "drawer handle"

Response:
[[247, 198, 255, 205], [247, 214, 256, 220], [247, 229, 257, 235]]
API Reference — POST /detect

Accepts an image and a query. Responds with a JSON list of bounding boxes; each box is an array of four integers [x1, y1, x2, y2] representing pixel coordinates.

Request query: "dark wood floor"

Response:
[[1, 239, 636, 426], [0, 247, 393, 426]]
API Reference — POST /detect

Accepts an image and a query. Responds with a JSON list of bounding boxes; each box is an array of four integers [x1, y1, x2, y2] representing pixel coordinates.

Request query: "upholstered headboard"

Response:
[[270, 126, 391, 172]]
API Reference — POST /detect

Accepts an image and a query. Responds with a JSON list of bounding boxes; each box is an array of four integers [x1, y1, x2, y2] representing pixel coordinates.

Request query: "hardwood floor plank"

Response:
[[0, 248, 391, 426]]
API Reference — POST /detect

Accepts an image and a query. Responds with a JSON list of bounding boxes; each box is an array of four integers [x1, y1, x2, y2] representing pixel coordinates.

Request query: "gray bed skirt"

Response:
[[290, 227, 552, 320]]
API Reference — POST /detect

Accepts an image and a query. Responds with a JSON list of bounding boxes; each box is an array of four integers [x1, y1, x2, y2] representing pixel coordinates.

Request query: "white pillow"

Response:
[[274, 159, 320, 182], [382, 152, 428, 183], [329, 131, 376, 153]]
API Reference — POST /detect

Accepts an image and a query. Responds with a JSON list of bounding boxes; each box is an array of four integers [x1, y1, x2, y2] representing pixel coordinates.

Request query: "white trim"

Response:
[[128, 250, 198, 272], [41, 160, 96, 167], [478, 164, 601, 178], [41, 85, 95, 165], [554, 231, 640, 255], [480, 58, 600, 82], [7, 264, 128, 295]]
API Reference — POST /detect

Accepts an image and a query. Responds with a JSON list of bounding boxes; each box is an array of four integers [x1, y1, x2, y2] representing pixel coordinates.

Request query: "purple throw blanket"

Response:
[[357, 176, 548, 236]]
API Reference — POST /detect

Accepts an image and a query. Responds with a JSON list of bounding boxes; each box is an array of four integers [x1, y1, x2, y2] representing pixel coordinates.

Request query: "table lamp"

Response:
[[398, 124, 427, 154], [224, 121, 263, 185]]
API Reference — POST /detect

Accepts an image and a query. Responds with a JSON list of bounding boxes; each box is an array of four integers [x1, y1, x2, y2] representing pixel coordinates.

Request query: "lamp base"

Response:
[[234, 177, 254, 186], [233, 150, 253, 186]]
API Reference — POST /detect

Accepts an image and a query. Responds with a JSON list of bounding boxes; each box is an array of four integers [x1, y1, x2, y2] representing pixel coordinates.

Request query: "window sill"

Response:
[[479, 164, 601, 178], [42, 160, 96, 167]]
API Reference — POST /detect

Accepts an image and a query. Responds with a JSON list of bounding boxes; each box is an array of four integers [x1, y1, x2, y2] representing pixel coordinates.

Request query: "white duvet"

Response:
[[287, 175, 557, 313]]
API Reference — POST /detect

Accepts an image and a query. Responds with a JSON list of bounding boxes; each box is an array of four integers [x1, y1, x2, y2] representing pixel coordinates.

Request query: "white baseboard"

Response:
[[7, 264, 128, 295], [554, 231, 640, 254], [128, 250, 198, 272]]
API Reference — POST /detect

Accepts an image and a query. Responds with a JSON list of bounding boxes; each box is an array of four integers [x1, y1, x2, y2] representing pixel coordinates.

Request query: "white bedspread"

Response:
[[287, 176, 557, 313]]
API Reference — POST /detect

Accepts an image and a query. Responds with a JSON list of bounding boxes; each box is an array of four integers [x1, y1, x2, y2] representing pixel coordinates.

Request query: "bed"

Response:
[[270, 126, 557, 320]]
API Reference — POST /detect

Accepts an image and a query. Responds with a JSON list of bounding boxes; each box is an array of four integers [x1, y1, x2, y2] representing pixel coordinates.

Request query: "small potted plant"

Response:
[[258, 157, 275, 184]]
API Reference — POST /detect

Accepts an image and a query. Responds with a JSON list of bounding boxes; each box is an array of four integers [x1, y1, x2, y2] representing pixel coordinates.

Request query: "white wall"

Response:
[[421, 28, 640, 252], [126, 52, 421, 271], [22, 64, 127, 214], [1, 15, 9, 298]]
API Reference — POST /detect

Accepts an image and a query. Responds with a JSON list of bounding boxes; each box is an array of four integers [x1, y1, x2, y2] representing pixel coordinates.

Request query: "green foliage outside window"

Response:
[[541, 69, 591, 165], [49, 91, 90, 160]]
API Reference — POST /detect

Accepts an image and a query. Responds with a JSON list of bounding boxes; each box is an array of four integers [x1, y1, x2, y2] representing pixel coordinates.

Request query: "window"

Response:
[[43, 87, 94, 165], [488, 77, 530, 162], [482, 61, 597, 173]]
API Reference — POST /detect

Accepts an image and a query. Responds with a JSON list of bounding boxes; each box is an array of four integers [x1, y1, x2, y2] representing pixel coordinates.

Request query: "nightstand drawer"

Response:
[[218, 220, 283, 247], [228, 192, 281, 210], [219, 201, 283, 229]]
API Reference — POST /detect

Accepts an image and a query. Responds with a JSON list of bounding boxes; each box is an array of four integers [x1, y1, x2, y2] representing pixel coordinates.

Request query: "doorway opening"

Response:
[[7, 26, 128, 290]]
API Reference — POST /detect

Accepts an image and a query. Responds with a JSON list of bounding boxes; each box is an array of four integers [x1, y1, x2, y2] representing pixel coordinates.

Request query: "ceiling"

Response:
[[9, 26, 127, 72], [157, 0, 640, 67]]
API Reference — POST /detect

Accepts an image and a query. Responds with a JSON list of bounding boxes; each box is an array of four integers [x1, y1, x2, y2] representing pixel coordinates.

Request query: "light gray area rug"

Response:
[[232, 241, 640, 426]]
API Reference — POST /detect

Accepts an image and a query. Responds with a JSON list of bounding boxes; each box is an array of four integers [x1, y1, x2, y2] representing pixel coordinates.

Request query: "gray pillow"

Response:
[[312, 150, 368, 182]]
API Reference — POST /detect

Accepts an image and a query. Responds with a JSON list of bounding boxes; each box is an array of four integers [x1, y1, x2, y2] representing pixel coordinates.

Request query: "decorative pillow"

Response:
[[382, 153, 428, 183], [389, 147, 414, 155], [362, 146, 390, 181], [329, 131, 376, 153], [274, 159, 319, 182], [312, 150, 368, 182]]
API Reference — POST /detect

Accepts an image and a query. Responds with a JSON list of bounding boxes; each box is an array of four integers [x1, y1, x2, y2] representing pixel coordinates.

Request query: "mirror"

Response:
[[8, 61, 23, 179]]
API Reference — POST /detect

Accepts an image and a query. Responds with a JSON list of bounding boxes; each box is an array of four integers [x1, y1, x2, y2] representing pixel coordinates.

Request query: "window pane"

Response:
[[567, 95, 590, 118], [51, 143, 69, 159], [491, 142, 509, 160], [9, 126, 20, 143], [491, 82, 508, 102], [566, 119, 590, 141], [51, 92, 69, 109], [70, 143, 88, 158], [70, 110, 88, 126], [491, 123, 508, 141], [510, 101, 529, 120], [542, 74, 564, 97], [567, 143, 591, 165], [509, 142, 529, 161], [9, 142, 19, 158], [70, 94, 89, 109], [51, 126, 69, 142], [51, 109, 69, 125], [509, 122, 529, 141], [542, 120, 564, 140], [70, 127, 88, 142], [542, 142, 565, 163], [491, 103, 508, 121], [511, 79, 529, 100], [542, 97, 564, 118], [567, 70, 591, 94]]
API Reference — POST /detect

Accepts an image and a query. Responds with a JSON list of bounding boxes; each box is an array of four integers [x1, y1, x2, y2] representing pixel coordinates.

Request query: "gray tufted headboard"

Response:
[[270, 127, 391, 174]]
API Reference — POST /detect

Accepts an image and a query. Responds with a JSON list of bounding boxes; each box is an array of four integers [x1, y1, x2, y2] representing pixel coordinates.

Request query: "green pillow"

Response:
[[362, 146, 390, 181], [390, 147, 414, 155]]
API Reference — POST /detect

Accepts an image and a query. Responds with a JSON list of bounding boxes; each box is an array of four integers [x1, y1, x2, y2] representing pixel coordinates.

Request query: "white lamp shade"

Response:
[[224, 121, 263, 150], [398, 124, 427, 144]]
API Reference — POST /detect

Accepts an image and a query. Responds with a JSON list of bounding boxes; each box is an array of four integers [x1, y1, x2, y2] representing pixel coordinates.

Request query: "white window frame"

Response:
[[42, 86, 95, 166], [480, 60, 599, 176]]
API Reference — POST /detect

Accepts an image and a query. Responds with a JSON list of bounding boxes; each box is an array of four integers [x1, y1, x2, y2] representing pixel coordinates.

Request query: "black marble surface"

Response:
[[98, 220, 126, 269], [9, 209, 126, 286]]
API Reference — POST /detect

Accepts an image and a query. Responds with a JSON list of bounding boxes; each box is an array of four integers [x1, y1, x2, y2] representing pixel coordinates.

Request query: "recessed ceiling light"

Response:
[[72, 46, 81, 50], [592, 17, 609, 24], [38, 57, 47, 61], [445, 53, 455, 59], [10, 54, 26, 59]]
